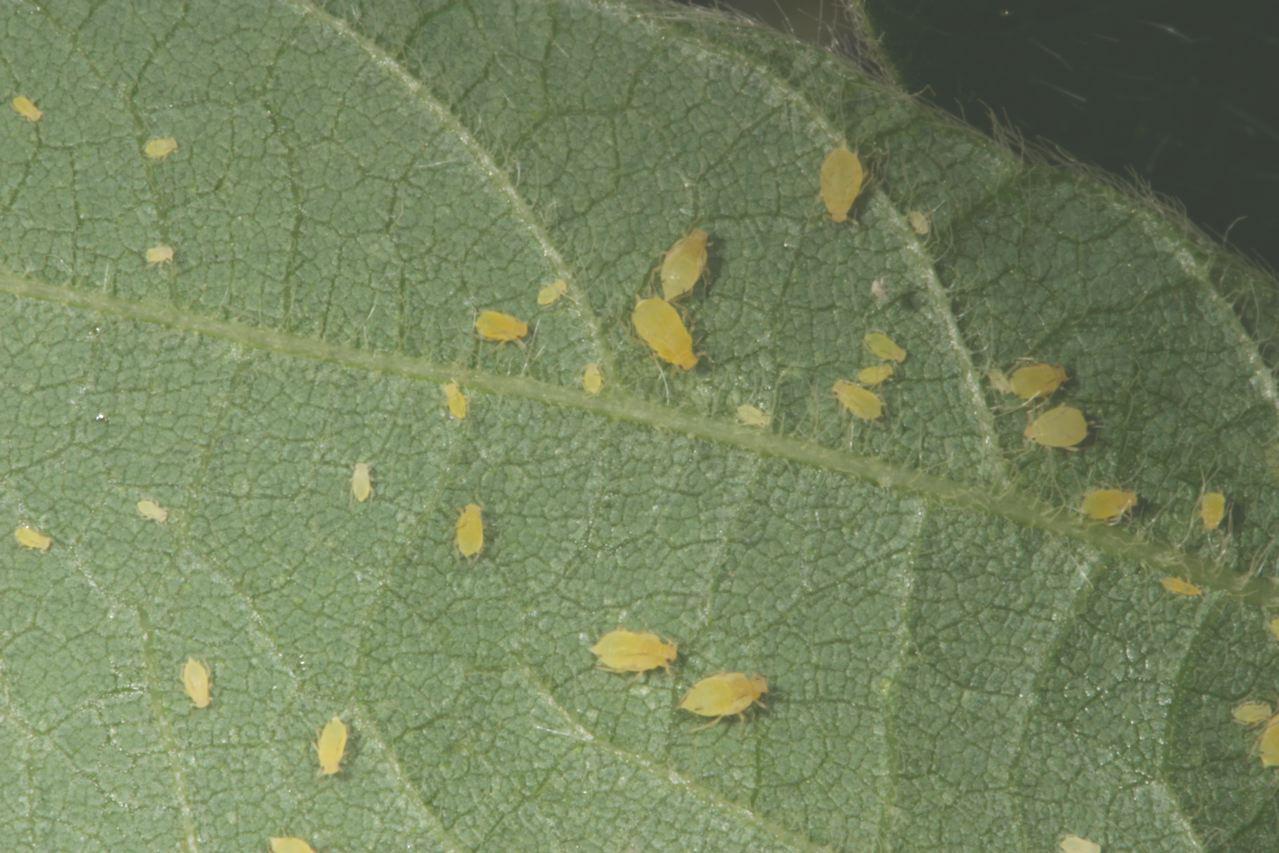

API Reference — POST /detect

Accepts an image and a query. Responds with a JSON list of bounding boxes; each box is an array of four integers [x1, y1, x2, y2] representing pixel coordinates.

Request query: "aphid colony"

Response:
[[831, 331, 907, 423], [590, 629, 768, 729], [1232, 698, 1279, 768]]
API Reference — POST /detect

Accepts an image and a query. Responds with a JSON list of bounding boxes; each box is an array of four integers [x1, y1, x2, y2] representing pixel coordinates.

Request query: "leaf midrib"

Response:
[[3, 268, 1262, 605]]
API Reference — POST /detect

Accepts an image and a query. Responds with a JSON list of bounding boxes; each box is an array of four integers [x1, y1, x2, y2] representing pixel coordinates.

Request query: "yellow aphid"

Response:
[[14, 525, 52, 552], [1009, 362, 1068, 400], [11, 95, 42, 122], [582, 363, 604, 395], [1199, 491, 1226, 531], [1024, 405, 1087, 449], [442, 381, 469, 420], [987, 369, 1014, 395], [856, 364, 894, 387], [907, 210, 930, 236], [736, 404, 771, 428], [632, 298, 697, 370], [143, 136, 178, 160], [660, 228, 709, 301], [269, 838, 315, 853], [181, 658, 211, 709], [1160, 577, 1203, 597], [475, 310, 529, 343], [145, 244, 174, 265], [350, 462, 373, 503], [455, 503, 484, 558], [863, 331, 906, 363], [136, 499, 169, 523], [678, 672, 769, 728], [819, 144, 864, 223], [1232, 700, 1273, 726], [1079, 488, 1137, 523], [537, 278, 569, 307], [590, 629, 678, 674], [315, 715, 348, 776], [1269, 617, 1279, 643], [1058, 835, 1100, 853], [832, 379, 883, 422], [1259, 718, 1279, 767]]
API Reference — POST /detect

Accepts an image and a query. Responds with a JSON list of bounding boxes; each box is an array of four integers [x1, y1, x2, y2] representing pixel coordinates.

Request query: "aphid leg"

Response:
[[690, 716, 724, 733]]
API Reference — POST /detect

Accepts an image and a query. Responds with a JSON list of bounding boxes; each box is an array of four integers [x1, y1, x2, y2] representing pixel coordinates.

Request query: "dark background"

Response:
[[688, 0, 1279, 271]]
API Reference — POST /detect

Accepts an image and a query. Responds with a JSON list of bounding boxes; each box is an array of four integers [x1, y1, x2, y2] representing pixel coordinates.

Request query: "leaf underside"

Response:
[[2, 0, 1279, 849]]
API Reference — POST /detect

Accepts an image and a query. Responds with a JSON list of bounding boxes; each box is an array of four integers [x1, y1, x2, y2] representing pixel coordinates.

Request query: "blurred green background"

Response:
[[688, 0, 1279, 270]]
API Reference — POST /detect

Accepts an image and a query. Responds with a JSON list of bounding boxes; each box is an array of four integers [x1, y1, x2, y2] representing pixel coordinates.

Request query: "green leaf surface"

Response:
[[3, 1, 1279, 849]]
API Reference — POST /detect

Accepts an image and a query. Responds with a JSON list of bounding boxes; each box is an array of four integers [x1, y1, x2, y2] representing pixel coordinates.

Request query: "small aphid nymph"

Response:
[[1232, 700, 1273, 726], [146, 244, 174, 265], [820, 145, 864, 223], [678, 672, 769, 729], [15, 525, 52, 552], [660, 228, 709, 301], [537, 278, 569, 307], [632, 298, 697, 370], [182, 658, 211, 709], [1160, 577, 1202, 597], [137, 499, 169, 523], [1024, 405, 1087, 450], [907, 210, 930, 236], [456, 503, 484, 558], [590, 629, 678, 674], [443, 381, 469, 420], [475, 310, 529, 343], [1269, 617, 1279, 643], [1199, 491, 1226, 531], [582, 363, 604, 395], [315, 715, 348, 776], [1259, 717, 1279, 767], [832, 379, 883, 422], [11, 95, 43, 122], [269, 838, 316, 853], [143, 136, 178, 161], [1058, 835, 1100, 853], [863, 331, 907, 363], [1008, 362, 1068, 401], [987, 369, 1014, 395], [736, 404, 771, 428], [350, 462, 373, 503], [1080, 488, 1137, 523], [856, 364, 894, 387]]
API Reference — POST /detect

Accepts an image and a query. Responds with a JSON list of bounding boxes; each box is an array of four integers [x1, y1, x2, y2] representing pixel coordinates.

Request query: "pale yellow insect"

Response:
[[678, 672, 769, 729], [1232, 700, 1273, 726], [863, 331, 907, 363], [1260, 716, 1279, 767], [590, 629, 678, 674], [143, 136, 178, 161], [182, 658, 211, 709], [137, 499, 169, 523], [1024, 405, 1087, 450], [1199, 491, 1226, 531], [442, 381, 469, 420], [350, 462, 373, 503], [1008, 362, 1068, 401], [1079, 488, 1136, 523], [660, 228, 709, 301], [582, 363, 604, 395], [315, 715, 348, 776], [1160, 577, 1202, 597], [475, 310, 529, 343], [1269, 617, 1279, 643], [632, 298, 697, 370], [907, 210, 930, 236], [11, 95, 42, 122], [832, 379, 883, 422], [736, 404, 771, 428], [819, 145, 864, 223], [14, 525, 52, 552], [269, 838, 315, 853], [145, 244, 174, 265], [537, 278, 569, 307], [856, 364, 894, 387], [455, 503, 484, 558], [1058, 835, 1100, 853]]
